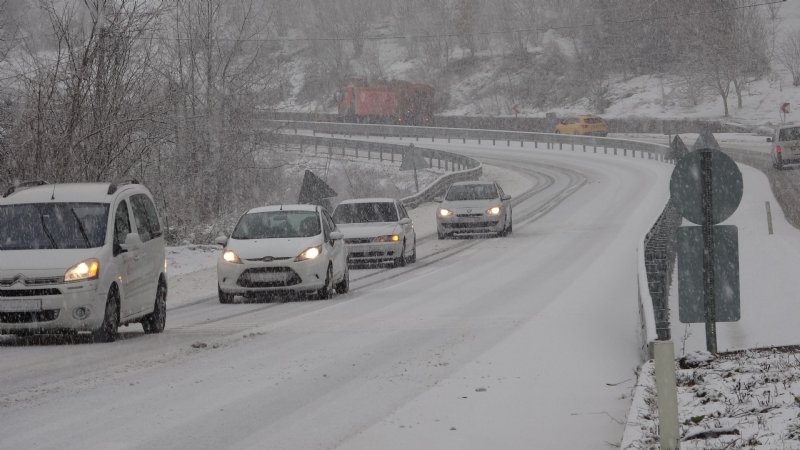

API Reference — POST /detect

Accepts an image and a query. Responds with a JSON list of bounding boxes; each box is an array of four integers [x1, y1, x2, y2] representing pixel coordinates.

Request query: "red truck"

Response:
[[336, 80, 434, 126]]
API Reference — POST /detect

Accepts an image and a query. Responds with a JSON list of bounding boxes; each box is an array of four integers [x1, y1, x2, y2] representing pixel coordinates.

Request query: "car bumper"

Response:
[[0, 281, 106, 333], [438, 215, 504, 235], [345, 241, 403, 264], [218, 257, 329, 296]]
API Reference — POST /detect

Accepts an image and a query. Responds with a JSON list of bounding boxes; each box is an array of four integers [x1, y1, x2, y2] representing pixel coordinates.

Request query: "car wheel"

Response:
[[218, 285, 235, 304], [141, 281, 167, 334], [395, 241, 407, 267], [437, 230, 447, 240], [92, 287, 120, 343], [407, 242, 417, 264], [335, 266, 350, 294], [317, 264, 333, 300]]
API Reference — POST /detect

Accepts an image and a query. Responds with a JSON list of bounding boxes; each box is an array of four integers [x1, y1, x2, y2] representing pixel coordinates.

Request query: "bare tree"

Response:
[[778, 29, 800, 87]]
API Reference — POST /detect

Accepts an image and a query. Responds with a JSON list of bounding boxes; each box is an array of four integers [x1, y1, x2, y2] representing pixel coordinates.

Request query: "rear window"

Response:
[[333, 202, 398, 224], [778, 127, 800, 142], [0, 203, 109, 250], [582, 117, 604, 124], [445, 184, 498, 201]]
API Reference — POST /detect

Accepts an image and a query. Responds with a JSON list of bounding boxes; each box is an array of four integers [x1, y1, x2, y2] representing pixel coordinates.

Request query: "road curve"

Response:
[[0, 142, 672, 450]]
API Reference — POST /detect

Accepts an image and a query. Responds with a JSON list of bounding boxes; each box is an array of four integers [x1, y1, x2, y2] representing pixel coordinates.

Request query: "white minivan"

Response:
[[0, 180, 167, 342], [767, 124, 800, 169]]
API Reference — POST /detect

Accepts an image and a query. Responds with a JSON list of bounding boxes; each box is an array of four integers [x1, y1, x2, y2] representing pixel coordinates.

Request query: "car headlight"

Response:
[[487, 206, 502, 216], [295, 245, 321, 262], [438, 208, 454, 218], [222, 249, 242, 264], [64, 259, 99, 283], [374, 235, 400, 242]]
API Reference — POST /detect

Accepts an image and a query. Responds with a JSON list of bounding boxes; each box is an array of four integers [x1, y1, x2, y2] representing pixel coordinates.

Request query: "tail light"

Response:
[[776, 146, 782, 154]]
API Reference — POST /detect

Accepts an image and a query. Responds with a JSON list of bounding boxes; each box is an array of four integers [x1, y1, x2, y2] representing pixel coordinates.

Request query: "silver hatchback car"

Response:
[[435, 181, 512, 239]]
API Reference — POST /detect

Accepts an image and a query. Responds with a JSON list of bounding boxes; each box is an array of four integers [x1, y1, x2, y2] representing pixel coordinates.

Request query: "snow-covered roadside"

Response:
[[622, 162, 800, 448], [163, 162, 533, 310]]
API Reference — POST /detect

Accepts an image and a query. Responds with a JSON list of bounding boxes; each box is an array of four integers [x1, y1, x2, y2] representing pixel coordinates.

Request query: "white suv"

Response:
[[0, 180, 167, 342], [767, 124, 800, 169]]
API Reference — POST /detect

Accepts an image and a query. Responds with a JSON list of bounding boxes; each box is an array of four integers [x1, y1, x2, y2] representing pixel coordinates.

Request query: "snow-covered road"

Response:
[[0, 143, 673, 449]]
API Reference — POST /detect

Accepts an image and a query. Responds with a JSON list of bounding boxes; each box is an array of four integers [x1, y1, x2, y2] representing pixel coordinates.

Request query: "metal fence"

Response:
[[271, 133, 482, 208]]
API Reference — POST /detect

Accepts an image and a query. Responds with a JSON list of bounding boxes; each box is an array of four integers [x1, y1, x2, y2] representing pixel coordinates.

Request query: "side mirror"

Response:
[[214, 235, 228, 246], [433, 197, 443, 203], [501, 194, 512, 201], [399, 218, 412, 225], [330, 231, 344, 241], [767, 137, 773, 143], [121, 233, 143, 252]]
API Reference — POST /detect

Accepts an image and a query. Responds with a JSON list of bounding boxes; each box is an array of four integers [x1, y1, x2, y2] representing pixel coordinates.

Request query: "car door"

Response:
[[322, 210, 345, 280], [496, 183, 512, 222], [112, 199, 139, 319], [397, 202, 415, 249], [128, 194, 161, 316]]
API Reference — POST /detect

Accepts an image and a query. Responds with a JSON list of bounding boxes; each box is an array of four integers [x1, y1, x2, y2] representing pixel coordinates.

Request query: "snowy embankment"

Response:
[[622, 162, 800, 449]]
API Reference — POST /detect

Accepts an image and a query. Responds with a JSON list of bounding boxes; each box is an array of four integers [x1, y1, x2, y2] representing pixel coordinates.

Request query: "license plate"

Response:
[[0, 299, 43, 312], [248, 273, 287, 283]]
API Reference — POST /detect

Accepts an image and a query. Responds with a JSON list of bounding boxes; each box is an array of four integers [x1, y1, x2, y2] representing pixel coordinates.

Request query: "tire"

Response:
[[141, 281, 167, 334], [407, 242, 417, 264], [218, 285, 235, 304], [437, 230, 447, 240], [395, 242, 407, 267], [335, 266, 350, 294], [92, 287, 120, 343], [317, 265, 333, 300]]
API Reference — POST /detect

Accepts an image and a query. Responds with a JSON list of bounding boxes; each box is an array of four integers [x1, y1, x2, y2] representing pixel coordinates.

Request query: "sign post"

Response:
[[670, 131, 743, 353]]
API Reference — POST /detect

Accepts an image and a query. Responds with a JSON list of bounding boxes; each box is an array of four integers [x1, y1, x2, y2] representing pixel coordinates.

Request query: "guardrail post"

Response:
[[507, 140, 511, 147], [380, 150, 383, 162], [294, 127, 297, 135], [416, 135, 419, 141], [583, 144, 586, 152], [432, 136, 435, 142], [604, 146, 607, 154], [313, 130, 316, 137], [571, 143, 574, 151], [559, 142, 563, 150], [520, 140, 523, 148], [623, 148, 627, 157], [463, 137, 466, 144], [448, 137, 451, 143], [593, 145, 597, 153], [478, 138, 481, 144], [492, 139, 495, 145]]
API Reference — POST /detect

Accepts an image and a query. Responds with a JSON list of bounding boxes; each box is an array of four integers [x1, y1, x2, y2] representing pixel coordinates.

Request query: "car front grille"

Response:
[[456, 213, 484, 218], [443, 222, 498, 229], [0, 309, 59, 323], [349, 251, 395, 258], [237, 267, 302, 288], [345, 238, 373, 244], [0, 277, 62, 287], [0, 288, 62, 298]]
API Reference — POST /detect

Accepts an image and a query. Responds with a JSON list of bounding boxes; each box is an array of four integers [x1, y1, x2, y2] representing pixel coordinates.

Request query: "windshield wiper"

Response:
[[39, 211, 58, 249], [70, 208, 91, 247]]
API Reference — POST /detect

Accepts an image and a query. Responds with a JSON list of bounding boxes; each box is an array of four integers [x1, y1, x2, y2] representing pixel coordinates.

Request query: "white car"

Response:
[[216, 204, 349, 303], [0, 180, 167, 342], [767, 124, 800, 169], [435, 181, 512, 238], [332, 198, 417, 267]]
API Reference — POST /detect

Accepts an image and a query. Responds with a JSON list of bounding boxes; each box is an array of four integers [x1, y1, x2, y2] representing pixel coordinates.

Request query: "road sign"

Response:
[[669, 148, 743, 225], [677, 225, 740, 323]]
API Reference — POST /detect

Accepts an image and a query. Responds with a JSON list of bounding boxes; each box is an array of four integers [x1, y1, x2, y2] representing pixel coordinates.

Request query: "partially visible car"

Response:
[[767, 124, 800, 169], [0, 180, 168, 342], [332, 198, 416, 267], [435, 181, 512, 239], [554, 115, 609, 137], [216, 204, 348, 303]]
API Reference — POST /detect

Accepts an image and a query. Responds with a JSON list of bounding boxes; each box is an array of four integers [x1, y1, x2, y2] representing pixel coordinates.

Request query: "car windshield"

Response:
[[333, 202, 398, 223], [445, 184, 498, 201], [231, 211, 320, 239], [0, 203, 109, 250], [779, 127, 800, 141]]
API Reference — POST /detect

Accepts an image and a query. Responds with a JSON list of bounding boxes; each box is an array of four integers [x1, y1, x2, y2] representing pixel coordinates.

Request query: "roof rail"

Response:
[[107, 178, 139, 195], [3, 180, 49, 198]]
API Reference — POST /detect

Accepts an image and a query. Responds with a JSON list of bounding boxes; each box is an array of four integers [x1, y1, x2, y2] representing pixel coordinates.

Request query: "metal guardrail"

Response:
[[637, 201, 681, 361], [270, 120, 673, 162], [257, 111, 756, 134], [271, 133, 482, 208]]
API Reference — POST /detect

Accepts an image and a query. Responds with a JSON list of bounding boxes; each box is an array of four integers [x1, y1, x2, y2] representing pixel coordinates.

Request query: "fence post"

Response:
[[623, 148, 627, 157]]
